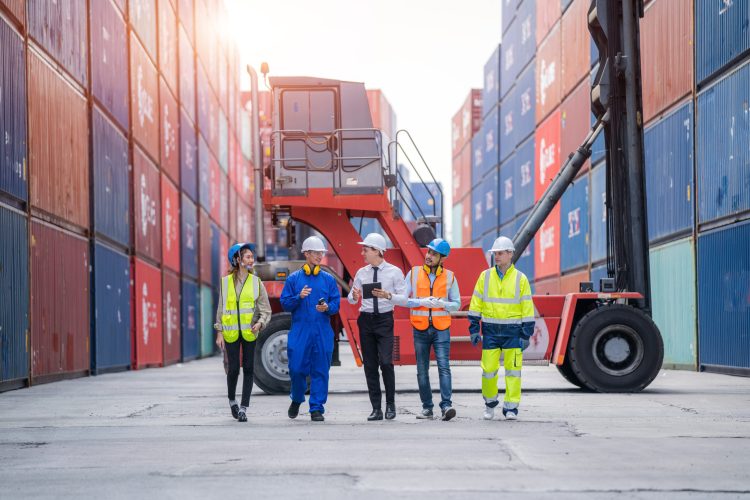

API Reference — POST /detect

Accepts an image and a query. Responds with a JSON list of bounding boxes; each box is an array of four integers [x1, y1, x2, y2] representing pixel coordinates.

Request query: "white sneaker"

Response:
[[504, 409, 518, 420], [483, 407, 494, 420]]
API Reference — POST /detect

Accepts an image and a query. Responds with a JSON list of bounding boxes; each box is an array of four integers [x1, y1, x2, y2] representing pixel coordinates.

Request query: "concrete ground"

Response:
[[1, 344, 749, 499]]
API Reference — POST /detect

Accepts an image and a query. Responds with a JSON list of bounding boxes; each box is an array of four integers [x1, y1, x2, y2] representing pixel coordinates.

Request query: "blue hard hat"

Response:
[[426, 238, 451, 257], [227, 242, 255, 266]]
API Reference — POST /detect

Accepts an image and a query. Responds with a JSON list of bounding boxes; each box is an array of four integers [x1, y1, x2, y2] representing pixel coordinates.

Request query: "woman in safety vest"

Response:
[[214, 243, 272, 422]]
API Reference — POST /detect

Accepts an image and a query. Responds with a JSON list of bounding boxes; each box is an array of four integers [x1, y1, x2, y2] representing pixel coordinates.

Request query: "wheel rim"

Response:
[[591, 324, 644, 376], [261, 329, 290, 382]]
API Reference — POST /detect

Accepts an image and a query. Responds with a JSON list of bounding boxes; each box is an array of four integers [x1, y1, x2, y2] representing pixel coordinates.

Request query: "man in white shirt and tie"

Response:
[[348, 233, 407, 421]]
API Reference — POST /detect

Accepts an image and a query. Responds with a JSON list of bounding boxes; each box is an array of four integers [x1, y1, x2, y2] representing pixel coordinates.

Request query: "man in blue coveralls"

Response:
[[280, 236, 341, 422]]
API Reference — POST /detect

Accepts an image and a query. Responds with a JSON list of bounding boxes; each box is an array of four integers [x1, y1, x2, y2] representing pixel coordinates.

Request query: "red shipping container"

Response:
[[560, 80, 590, 173], [561, 0, 589, 97], [228, 184, 237, 242], [160, 78, 180, 184], [460, 195, 472, 248], [536, 22, 562, 124], [535, 108, 562, 200], [199, 207, 212, 284], [209, 154, 220, 223], [161, 174, 180, 272], [130, 32, 160, 162], [162, 269, 181, 365], [535, 203, 561, 279], [560, 269, 590, 294], [134, 145, 161, 263], [133, 257, 163, 367], [219, 169, 229, 230], [31, 221, 89, 380], [452, 145, 472, 202], [28, 49, 89, 230], [536, 0, 560, 46], [130, 0, 156, 63], [451, 89, 483, 157], [219, 230, 229, 280], [238, 200, 254, 243], [534, 274, 561, 295], [640, 0, 694, 123], [228, 132, 237, 189], [1, 0, 25, 27], [158, 0, 178, 94]]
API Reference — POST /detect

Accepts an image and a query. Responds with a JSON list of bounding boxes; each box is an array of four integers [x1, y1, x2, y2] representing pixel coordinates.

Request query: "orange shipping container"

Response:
[[560, 269, 590, 294], [561, 0, 589, 97], [130, 32, 160, 161], [536, 22, 562, 124], [452, 144, 472, 202], [451, 89, 482, 156], [162, 269, 181, 365], [534, 275, 561, 295], [28, 49, 89, 229], [536, 0, 560, 46], [560, 80, 590, 173], [160, 78, 180, 184], [1, 0, 25, 27], [535, 108, 562, 201], [161, 174, 180, 273]]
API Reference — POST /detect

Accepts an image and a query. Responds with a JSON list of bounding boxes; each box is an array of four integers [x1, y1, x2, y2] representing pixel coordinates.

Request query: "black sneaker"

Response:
[[230, 404, 240, 420], [416, 408, 433, 419], [441, 407, 456, 421], [310, 411, 324, 422], [238, 410, 247, 422], [288, 401, 301, 419]]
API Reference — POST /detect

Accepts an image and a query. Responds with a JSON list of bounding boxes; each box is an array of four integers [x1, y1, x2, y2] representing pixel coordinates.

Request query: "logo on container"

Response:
[[504, 46, 514, 71], [540, 59, 556, 106], [166, 290, 176, 345], [539, 138, 556, 184], [452, 122, 460, 149], [568, 207, 581, 238], [520, 88, 532, 116], [165, 197, 174, 251], [521, 16, 532, 44], [101, 27, 110, 62], [140, 174, 157, 236], [137, 65, 154, 127], [474, 147, 483, 168], [186, 223, 195, 250], [141, 282, 158, 345], [539, 223, 556, 262], [164, 104, 176, 158], [187, 305, 196, 330], [504, 110, 514, 136], [485, 190, 494, 211], [504, 177, 513, 200], [520, 161, 532, 186], [474, 201, 482, 222], [485, 129, 495, 154], [462, 108, 471, 138], [485, 70, 496, 94]]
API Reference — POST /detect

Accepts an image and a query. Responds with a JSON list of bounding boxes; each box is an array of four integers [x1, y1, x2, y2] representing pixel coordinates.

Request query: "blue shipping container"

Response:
[[0, 205, 29, 384], [28, 0, 88, 86], [179, 26, 196, 123], [471, 133, 484, 188], [499, 84, 517, 164], [483, 45, 501, 118], [590, 263, 609, 291], [590, 162, 607, 263], [644, 101, 694, 242], [196, 64, 211, 144], [697, 220, 750, 371], [590, 66, 606, 164], [695, 0, 750, 86], [502, 0, 516, 33], [198, 134, 211, 211], [513, 210, 535, 282], [181, 194, 199, 279], [697, 62, 750, 224], [408, 182, 443, 221], [471, 168, 499, 241], [181, 277, 200, 361], [514, 135, 535, 215], [91, 241, 131, 373], [90, 0, 129, 131], [181, 110, 198, 201], [210, 222, 221, 289], [515, 0, 536, 74], [560, 174, 589, 271], [92, 106, 130, 247], [499, 157, 515, 225], [514, 61, 536, 150], [500, 17, 521, 100], [482, 106, 499, 178], [0, 18, 27, 202]]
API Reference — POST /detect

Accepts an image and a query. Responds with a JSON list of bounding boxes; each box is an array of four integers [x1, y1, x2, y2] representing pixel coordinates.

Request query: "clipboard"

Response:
[[362, 282, 382, 300]]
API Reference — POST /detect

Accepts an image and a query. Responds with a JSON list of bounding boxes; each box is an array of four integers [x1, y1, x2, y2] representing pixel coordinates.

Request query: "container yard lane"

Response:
[[1, 347, 749, 499]]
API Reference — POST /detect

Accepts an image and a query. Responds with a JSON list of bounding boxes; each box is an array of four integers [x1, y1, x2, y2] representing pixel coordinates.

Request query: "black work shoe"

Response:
[[288, 401, 301, 419], [367, 408, 383, 421], [416, 408, 433, 419], [238, 410, 247, 422], [441, 407, 456, 421], [385, 403, 396, 420], [230, 404, 240, 420], [310, 411, 324, 422]]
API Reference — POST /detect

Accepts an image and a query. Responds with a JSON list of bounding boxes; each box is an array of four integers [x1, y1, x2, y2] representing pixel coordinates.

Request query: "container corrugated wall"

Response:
[[130, 32, 160, 161], [696, 61, 750, 224], [560, 174, 589, 272], [471, 169, 498, 241], [181, 194, 199, 279], [500, 159, 515, 226], [181, 277, 199, 361], [200, 284, 214, 357], [535, 108, 561, 200], [91, 241, 131, 373], [514, 136, 535, 215], [199, 208, 211, 284], [31, 221, 89, 380], [560, 79, 589, 164], [162, 269, 181, 365], [649, 237, 697, 369], [590, 263, 608, 291], [560, 269, 589, 294], [644, 100, 694, 243], [160, 78, 180, 184], [695, 0, 750, 86], [130, 0, 157, 64], [198, 135, 211, 210], [590, 162, 607, 263], [179, 26, 196, 123], [159, 0, 178, 95], [179, 0, 194, 46], [452, 202, 463, 247], [0, 205, 29, 386], [560, 0, 589, 97], [535, 202, 560, 279], [697, 221, 750, 373], [181, 110, 198, 201], [482, 45, 501, 118], [513, 210, 535, 280], [1, 0, 25, 27], [133, 146, 161, 263], [535, 0, 558, 46], [535, 22, 561, 124], [90, 0, 129, 131], [0, 18, 27, 202], [514, 61, 536, 150], [133, 257, 163, 368], [162, 174, 180, 272]]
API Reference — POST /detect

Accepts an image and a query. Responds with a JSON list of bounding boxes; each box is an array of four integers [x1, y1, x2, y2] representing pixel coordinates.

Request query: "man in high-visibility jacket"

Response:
[[469, 236, 535, 420], [392, 238, 461, 421]]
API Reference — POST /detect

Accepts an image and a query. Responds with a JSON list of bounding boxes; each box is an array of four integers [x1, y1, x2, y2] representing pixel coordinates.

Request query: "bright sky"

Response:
[[225, 0, 502, 238]]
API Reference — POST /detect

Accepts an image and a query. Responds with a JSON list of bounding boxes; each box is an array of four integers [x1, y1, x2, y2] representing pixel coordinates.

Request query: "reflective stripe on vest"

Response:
[[221, 274, 259, 343], [472, 266, 534, 324], [409, 266, 453, 331]]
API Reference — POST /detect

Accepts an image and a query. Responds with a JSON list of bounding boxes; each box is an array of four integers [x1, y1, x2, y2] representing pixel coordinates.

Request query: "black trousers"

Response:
[[225, 336, 256, 407], [358, 311, 395, 409]]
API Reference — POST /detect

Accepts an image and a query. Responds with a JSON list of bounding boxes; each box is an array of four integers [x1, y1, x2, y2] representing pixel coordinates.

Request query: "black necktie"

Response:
[[372, 266, 379, 313]]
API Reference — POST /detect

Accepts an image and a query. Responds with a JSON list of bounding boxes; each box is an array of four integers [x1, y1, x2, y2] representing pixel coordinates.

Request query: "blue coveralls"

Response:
[[280, 268, 341, 413]]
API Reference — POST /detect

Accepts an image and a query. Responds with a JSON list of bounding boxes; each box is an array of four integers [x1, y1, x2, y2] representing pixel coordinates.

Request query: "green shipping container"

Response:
[[649, 237, 697, 369], [452, 203, 463, 248], [200, 285, 215, 357]]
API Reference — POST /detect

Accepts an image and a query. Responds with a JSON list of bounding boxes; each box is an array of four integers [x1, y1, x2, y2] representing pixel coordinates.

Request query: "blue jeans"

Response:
[[413, 326, 452, 410]]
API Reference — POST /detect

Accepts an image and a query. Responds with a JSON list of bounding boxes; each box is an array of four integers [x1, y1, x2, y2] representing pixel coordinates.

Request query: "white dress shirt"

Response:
[[347, 260, 407, 313]]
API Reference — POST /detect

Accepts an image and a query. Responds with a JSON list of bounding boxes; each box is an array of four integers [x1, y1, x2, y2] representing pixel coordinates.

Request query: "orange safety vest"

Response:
[[409, 266, 454, 331]]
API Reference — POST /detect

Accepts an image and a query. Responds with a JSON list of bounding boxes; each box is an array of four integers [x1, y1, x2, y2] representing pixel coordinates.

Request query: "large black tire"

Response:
[[567, 304, 664, 392], [253, 313, 291, 395], [556, 357, 587, 389]]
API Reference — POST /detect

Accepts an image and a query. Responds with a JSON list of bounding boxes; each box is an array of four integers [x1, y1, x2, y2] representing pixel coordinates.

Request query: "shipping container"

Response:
[[181, 194, 199, 279], [500, 84, 517, 164], [590, 263, 608, 291], [560, 0, 588, 97], [133, 146, 161, 263], [481, 107, 499, 177], [159, 0, 178, 94], [219, 170, 229, 231], [502, 0, 516, 33], [130, 33, 160, 161], [512, 210, 535, 281], [92, 106, 130, 248], [560, 269, 589, 294], [536, 22, 561, 124], [514, 135, 536, 215], [516, 0, 537, 73], [471, 168, 499, 242], [130, 0, 157, 64], [181, 110, 198, 201], [199, 207, 211, 284], [500, 157, 515, 226], [28, 49, 89, 229], [590, 72, 607, 164], [470, 133, 484, 189], [560, 174, 589, 271], [514, 61, 537, 149], [179, 26, 196, 122], [649, 237, 697, 369], [451, 202, 463, 248], [160, 79, 180, 184], [90, 0, 129, 132], [561, 0, 573, 13], [181, 277, 200, 361], [452, 145, 471, 202], [367, 89, 397, 141], [209, 155, 221, 223], [697, 221, 750, 373], [590, 162, 607, 263], [1, 0, 25, 27], [534, 201, 560, 279], [210, 222, 221, 288], [162, 269, 181, 365], [451, 89, 482, 156], [200, 284, 214, 357], [408, 182, 443, 226], [91, 241, 131, 374], [0, 205, 29, 387], [483, 45, 501, 118], [31, 220, 89, 381], [696, 62, 750, 224], [644, 100, 694, 243], [534, 108, 561, 200], [198, 135, 211, 211], [133, 257, 163, 368], [179, 0, 194, 45], [219, 110, 229, 172], [161, 175, 180, 272], [695, 0, 750, 86], [560, 79, 590, 166], [501, 17, 520, 100], [640, 0, 693, 123], [536, 0, 559, 45], [534, 274, 560, 295], [0, 17, 27, 202], [27, 0, 87, 86]]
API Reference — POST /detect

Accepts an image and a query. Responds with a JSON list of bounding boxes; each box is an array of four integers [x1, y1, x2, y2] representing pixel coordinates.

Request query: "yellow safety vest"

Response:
[[409, 266, 454, 331], [469, 265, 534, 325], [221, 273, 260, 342]]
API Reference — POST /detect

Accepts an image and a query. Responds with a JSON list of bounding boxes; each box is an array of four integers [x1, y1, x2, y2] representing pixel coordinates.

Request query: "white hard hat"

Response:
[[301, 236, 327, 253], [357, 233, 387, 252], [489, 236, 515, 253]]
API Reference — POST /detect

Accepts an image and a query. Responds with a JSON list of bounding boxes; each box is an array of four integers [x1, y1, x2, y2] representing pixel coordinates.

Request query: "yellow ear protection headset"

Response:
[[423, 264, 443, 276], [303, 263, 321, 276]]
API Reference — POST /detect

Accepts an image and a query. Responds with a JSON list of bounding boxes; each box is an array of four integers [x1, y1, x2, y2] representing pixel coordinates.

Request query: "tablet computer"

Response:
[[362, 282, 382, 300]]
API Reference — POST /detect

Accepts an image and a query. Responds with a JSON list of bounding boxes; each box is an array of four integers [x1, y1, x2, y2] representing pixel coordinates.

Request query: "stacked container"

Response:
[[451, 90, 482, 248]]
